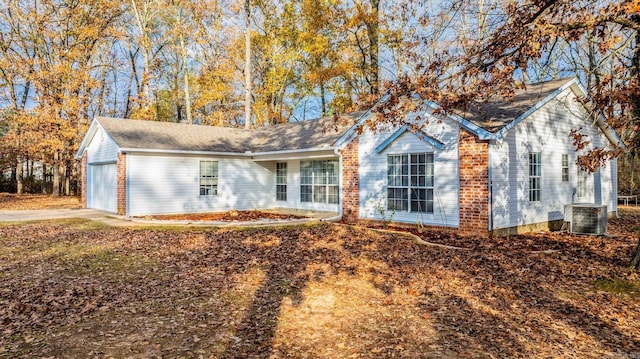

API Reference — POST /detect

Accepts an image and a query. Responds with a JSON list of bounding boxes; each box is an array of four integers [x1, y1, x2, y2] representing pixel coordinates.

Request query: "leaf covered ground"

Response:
[[137, 211, 306, 222], [1, 209, 639, 358], [0, 193, 81, 210]]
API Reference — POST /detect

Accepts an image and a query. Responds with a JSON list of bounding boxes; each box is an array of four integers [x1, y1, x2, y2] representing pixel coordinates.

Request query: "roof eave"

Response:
[[75, 119, 100, 159], [119, 148, 252, 157], [571, 81, 627, 150]]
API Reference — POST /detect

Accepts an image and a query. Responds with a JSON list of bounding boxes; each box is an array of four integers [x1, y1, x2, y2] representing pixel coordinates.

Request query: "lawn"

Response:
[[1, 210, 639, 358], [0, 193, 81, 210]]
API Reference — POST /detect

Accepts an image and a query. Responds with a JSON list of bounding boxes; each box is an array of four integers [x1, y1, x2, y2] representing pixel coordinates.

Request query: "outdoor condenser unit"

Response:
[[564, 204, 608, 235]]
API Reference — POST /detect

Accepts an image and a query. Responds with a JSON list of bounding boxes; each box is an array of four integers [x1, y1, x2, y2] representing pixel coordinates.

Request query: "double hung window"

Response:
[[387, 153, 434, 213], [200, 161, 218, 195], [276, 162, 287, 201], [300, 160, 339, 204], [561, 154, 569, 182], [529, 153, 541, 202]]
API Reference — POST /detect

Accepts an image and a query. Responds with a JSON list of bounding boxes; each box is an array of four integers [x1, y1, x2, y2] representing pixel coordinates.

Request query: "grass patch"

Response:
[[0, 218, 109, 230], [594, 278, 640, 298]]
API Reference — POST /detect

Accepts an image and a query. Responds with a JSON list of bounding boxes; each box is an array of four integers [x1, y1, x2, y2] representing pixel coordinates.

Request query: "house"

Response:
[[76, 77, 623, 236]]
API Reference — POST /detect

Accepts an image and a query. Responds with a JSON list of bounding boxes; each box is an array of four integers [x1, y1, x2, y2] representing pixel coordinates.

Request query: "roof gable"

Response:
[[337, 77, 623, 148], [454, 77, 576, 134], [374, 125, 445, 154]]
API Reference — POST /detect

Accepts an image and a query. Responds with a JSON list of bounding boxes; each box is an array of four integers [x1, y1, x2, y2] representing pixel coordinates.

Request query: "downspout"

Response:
[[488, 143, 493, 234], [321, 148, 344, 222], [125, 151, 130, 218]]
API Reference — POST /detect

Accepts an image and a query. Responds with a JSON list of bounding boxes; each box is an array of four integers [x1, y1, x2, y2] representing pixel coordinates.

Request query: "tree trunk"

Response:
[[630, 25, 640, 153], [16, 159, 23, 195], [320, 82, 326, 117], [52, 152, 60, 196], [64, 162, 70, 196], [631, 239, 640, 270], [367, 0, 380, 95], [42, 164, 48, 194], [244, 0, 252, 129], [177, 8, 192, 125], [130, 0, 151, 115]]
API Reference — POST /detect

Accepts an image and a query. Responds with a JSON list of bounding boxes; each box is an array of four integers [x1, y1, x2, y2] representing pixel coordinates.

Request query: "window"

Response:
[[276, 162, 287, 201], [561, 154, 569, 182], [577, 169, 588, 198], [387, 153, 434, 213], [300, 160, 339, 204], [529, 153, 541, 202], [200, 161, 218, 195]]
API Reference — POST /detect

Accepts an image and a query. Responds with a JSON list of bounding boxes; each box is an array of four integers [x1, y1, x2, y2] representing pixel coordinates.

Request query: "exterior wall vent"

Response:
[[564, 204, 607, 235]]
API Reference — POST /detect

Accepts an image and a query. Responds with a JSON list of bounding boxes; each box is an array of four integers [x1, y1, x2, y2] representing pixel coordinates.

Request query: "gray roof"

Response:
[[92, 78, 574, 155], [96, 112, 362, 154], [454, 77, 574, 133]]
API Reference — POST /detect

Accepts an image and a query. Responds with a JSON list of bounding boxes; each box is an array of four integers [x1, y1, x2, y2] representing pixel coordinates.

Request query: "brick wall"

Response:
[[81, 151, 87, 208], [458, 129, 490, 237], [117, 152, 127, 216], [340, 138, 359, 223]]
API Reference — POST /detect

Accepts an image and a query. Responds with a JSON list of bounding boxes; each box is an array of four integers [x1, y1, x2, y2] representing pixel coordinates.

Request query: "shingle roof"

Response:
[[92, 78, 575, 155], [96, 112, 363, 154], [454, 77, 574, 133]]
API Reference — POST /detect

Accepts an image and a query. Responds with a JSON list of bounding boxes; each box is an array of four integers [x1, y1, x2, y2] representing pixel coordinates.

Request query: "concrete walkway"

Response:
[[0, 208, 339, 227]]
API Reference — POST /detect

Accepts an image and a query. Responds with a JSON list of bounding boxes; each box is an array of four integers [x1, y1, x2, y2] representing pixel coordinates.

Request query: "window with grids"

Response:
[[276, 162, 287, 201], [300, 160, 339, 204], [529, 153, 541, 202], [199, 161, 218, 196], [577, 169, 588, 198], [387, 153, 434, 213], [561, 154, 569, 182]]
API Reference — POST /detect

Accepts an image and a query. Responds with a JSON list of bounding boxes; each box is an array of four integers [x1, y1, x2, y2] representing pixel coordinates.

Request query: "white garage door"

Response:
[[89, 163, 117, 213]]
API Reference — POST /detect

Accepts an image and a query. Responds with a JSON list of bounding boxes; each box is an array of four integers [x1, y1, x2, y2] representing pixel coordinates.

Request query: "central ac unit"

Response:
[[564, 204, 608, 235]]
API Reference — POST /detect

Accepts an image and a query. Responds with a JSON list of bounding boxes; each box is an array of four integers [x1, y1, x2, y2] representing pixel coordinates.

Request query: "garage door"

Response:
[[89, 163, 117, 213]]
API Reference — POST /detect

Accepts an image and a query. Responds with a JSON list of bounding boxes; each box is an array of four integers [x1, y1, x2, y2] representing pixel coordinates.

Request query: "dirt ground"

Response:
[[0, 208, 639, 358]]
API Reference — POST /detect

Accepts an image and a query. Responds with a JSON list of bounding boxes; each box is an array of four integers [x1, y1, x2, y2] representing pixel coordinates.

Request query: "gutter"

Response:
[[118, 148, 252, 157], [330, 147, 344, 222], [488, 144, 493, 233], [116, 146, 337, 158]]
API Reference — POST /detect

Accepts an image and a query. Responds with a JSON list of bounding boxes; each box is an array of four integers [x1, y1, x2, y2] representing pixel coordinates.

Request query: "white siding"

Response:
[[86, 125, 118, 164], [127, 154, 275, 216], [490, 88, 618, 229], [273, 158, 340, 212], [358, 116, 460, 227]]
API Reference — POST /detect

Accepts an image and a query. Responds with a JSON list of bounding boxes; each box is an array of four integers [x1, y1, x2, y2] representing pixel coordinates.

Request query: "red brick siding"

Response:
[[81, 151, 87, 208], [340, 139, 359, 223], [458, 129, 490, 237], [117, 152, 127, 216]]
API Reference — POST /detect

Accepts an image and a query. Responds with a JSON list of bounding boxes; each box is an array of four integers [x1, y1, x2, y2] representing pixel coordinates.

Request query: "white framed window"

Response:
[[529, 153, 541, 202], [387, 153, 434, 213], [276, 162, 287, 201], [300, 160, 339, 204], [561, 154, 569, 182], [199, 161, 218, 196], [577, 169, 588, 198]]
